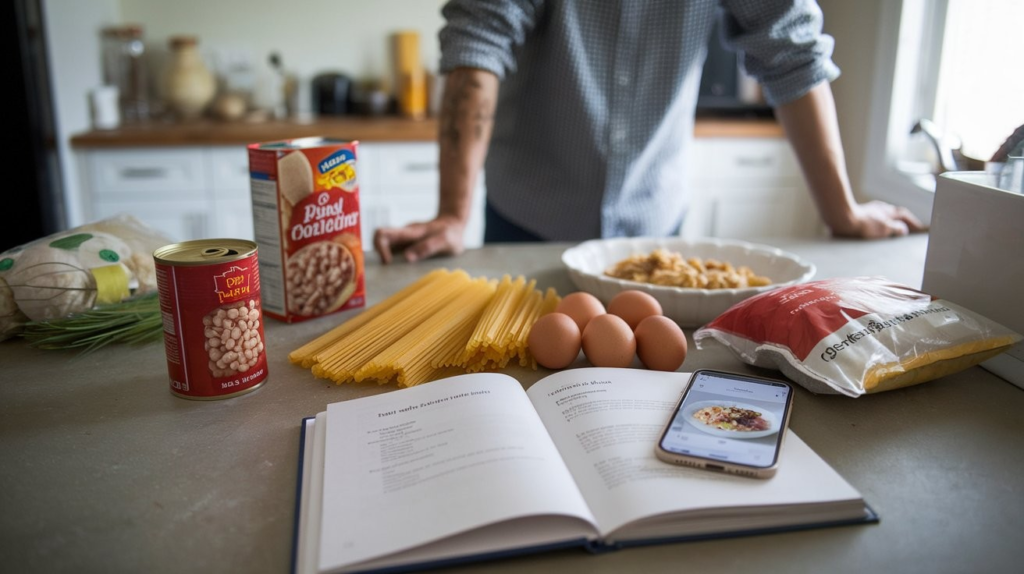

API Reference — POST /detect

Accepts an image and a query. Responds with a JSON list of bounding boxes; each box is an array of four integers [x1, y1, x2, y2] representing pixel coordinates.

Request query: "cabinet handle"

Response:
[[120, 167, 168, 179], [734, 156, 774, 168], [402, 162, 437, 172]]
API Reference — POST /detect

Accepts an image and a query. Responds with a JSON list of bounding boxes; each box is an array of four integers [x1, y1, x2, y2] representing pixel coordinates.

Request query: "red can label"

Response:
[[155, 244, 268, 399]]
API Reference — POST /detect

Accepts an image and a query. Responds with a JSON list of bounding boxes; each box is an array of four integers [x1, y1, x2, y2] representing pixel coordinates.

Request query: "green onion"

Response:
[[19, 293, 164, 354]]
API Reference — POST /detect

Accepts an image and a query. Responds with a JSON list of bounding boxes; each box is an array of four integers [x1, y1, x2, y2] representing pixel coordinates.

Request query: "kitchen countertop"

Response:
[[3, 234, 1022, 574], [69, 117, 784, 147]]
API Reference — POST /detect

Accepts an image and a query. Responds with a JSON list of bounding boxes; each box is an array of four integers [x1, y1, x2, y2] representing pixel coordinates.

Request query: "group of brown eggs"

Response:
[[527, 290, 688, 372]]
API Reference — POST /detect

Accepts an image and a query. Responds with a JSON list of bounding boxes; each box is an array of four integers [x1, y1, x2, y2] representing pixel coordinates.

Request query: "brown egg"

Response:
[[528, 312, 582, 369], [607, 290, 663, 330], [556, 291, 606, 333], [634, 315, 688, 372], [582, 314, 636, 368]]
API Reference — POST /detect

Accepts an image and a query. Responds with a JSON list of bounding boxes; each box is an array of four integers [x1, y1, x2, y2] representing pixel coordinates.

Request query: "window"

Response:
[[932, 0, 1024, 161], [862, 0, 1024, 223]]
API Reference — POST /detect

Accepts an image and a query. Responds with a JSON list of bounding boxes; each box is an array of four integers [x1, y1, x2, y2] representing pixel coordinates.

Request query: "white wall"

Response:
[[44, 0, 121, 227], [119, 0, 447, 88]]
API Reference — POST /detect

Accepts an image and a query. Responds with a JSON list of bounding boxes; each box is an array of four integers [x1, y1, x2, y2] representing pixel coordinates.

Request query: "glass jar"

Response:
[[100, 25, 150, 123]]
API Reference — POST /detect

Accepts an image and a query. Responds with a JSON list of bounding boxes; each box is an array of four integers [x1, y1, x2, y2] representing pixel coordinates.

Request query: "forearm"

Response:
[[437, 67, 499, 225], [774, 82, 859, 235]]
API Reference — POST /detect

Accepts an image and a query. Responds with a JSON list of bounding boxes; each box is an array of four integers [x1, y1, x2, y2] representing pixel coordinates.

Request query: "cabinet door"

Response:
[[358, 142, 486, 249], [87, 148, 207, 200], [701, 138, 800, 183], [358, 204, 387, 251], [683, 138, 823, 239], [92, 200, 212, 243], [209, 147, 252, 199], [708, 189, 803, 239], [375, 143, 439, 187], [211, 198, 255, 241]]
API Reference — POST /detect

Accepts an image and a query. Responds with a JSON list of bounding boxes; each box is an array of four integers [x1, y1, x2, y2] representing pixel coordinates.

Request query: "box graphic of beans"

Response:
[[247, 137, 365, 323], [154, 239, 268, 400]]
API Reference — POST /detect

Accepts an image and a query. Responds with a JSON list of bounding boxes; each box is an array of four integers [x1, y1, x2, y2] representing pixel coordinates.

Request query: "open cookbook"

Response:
[[294, 368, 876, 574]]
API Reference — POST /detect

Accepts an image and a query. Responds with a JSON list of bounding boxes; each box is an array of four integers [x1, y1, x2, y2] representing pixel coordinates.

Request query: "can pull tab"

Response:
[[200, 247, 239, 258]]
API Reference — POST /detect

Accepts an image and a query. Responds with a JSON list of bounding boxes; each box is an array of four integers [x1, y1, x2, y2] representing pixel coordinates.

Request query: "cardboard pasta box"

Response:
[[247, 137, 365, 323]]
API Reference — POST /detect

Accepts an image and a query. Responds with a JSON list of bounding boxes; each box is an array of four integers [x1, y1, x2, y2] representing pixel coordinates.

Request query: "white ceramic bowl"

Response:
[[561, 237, 816, 327]]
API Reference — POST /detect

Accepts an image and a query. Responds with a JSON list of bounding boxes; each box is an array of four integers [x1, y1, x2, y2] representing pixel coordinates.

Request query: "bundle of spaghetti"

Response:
[[311, 270, 475, 382], [288, 269, 451, 368], [353, 277, 497, 387], [291, 268, 566, 387], [454, 275, 524, 371], [510, 287, 561, 367], [456, 275, 555, 372], [430, 311, 488, 370]]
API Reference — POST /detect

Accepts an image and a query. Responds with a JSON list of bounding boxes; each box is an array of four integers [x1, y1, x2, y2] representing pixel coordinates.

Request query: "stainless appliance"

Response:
[[312, 73, 352, 115]]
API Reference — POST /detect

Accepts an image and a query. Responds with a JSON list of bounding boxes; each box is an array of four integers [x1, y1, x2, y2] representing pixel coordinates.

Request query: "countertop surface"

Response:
[[69, 117, 785, 147], [3, 234, 1022, 574]]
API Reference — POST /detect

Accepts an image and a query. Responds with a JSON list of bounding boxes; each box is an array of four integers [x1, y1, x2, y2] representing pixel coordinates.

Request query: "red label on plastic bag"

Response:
[[704, 278, 929, 360], [696, 276, 1021, 396]]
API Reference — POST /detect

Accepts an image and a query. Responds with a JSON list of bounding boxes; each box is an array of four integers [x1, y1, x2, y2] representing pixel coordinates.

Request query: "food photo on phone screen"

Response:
[[659, 371, 792, 469]]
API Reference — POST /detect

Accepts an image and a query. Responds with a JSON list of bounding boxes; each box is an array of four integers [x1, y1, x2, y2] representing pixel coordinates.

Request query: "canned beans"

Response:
[[154, 239, 268, 400], [204, 300, 264, 376]]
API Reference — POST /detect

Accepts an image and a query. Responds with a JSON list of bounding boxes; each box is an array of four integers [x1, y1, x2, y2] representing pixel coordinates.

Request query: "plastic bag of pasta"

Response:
[[0, 214, 172, 341], [693, 276, 1022, 397]]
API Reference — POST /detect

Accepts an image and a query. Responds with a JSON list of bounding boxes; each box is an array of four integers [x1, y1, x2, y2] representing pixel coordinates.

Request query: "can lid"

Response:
[[255, 137, 353, 150], [154, 239, 258, 266]]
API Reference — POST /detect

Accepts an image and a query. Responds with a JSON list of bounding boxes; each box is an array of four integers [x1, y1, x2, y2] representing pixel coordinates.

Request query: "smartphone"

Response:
[[655, 369, 794, 478]]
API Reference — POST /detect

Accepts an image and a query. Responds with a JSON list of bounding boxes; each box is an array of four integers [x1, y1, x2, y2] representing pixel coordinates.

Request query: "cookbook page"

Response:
[[318, 373, 597, 573], [526, 368, 862, 538]]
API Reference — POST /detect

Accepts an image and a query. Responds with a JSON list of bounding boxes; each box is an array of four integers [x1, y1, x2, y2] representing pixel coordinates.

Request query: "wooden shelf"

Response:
[[70, 116, 782, 148], [70, 117, 440, 148], [694, 118, 783, 138]]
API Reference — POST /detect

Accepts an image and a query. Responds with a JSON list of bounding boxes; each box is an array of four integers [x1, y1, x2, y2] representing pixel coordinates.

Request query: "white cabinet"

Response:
[[357, 143, 485, 249], [87, 148, 207, 198], [76, 135, 810, 248], [79, 146, 252, 243], [681, 138, 825, 239], [77, 142, 484, 250]]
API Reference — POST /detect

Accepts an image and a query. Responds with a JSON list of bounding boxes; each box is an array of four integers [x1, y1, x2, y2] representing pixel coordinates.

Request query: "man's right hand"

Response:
[[373, 215, 467, 264]]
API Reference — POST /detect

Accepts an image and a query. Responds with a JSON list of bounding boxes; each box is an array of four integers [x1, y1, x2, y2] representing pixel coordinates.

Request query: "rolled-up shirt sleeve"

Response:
[[439, 0, 545, 80], [719, 0, 840, 106]]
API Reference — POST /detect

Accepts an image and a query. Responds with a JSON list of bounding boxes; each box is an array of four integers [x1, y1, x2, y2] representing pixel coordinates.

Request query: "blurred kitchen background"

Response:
[[8, 0, 448, 249], [6, 0, 1023, 252]]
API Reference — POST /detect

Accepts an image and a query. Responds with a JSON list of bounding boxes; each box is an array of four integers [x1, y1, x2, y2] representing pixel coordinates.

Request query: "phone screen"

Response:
[[658, 371, 792, 469]]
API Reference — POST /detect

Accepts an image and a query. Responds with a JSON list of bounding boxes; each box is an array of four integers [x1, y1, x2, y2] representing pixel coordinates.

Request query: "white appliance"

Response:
[[922, 172, 1024, 388]]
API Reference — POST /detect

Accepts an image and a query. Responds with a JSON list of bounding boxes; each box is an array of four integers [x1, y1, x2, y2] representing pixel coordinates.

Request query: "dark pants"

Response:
[[484, 202, 545, 243]]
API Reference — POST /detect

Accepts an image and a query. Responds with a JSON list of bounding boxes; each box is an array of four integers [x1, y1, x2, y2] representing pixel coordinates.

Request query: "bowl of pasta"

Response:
[[561, 237, 816, 327]]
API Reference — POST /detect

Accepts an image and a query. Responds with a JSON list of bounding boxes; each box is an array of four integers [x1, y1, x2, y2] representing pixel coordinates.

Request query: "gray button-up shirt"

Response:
[[439, 0, 840, 241]]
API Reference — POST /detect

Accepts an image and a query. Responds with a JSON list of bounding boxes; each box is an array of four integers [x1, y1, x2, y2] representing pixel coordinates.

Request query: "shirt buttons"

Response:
[[616, 72, 630, 86], [612, 128, 627, 144]]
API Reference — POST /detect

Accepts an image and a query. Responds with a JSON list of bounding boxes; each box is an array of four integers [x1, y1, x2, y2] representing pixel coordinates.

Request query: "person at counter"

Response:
[[373, 0, 925, 264]]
